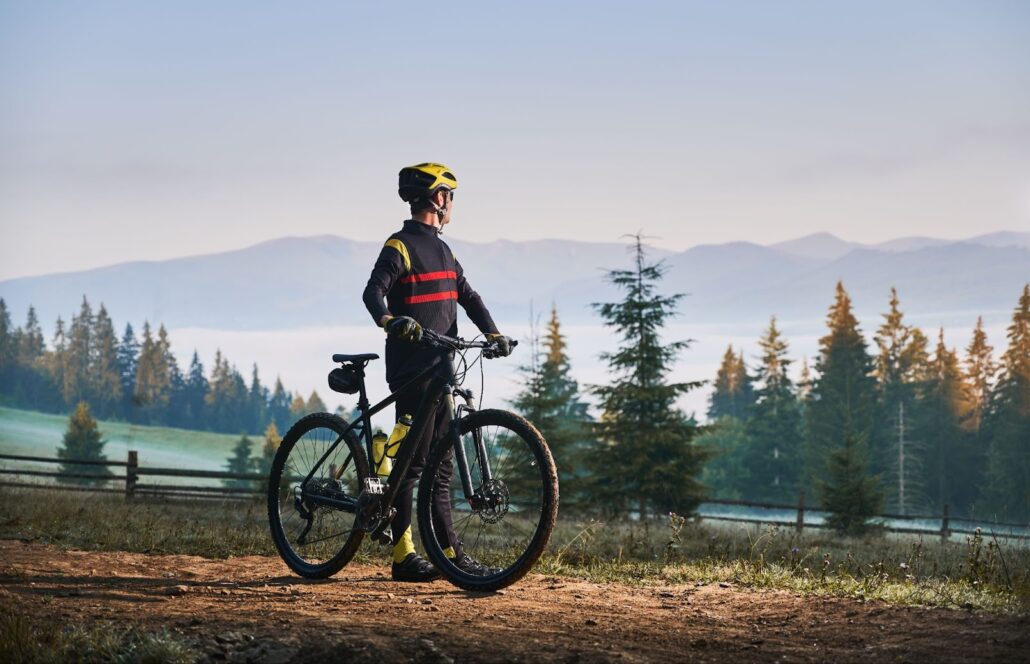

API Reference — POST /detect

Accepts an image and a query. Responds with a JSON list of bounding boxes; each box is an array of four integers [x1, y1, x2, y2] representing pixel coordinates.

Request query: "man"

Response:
[[362, 162, 515, 582]]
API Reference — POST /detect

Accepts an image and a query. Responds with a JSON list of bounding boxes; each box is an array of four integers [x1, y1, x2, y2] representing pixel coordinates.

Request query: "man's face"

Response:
[[437, 188, 454, 227]]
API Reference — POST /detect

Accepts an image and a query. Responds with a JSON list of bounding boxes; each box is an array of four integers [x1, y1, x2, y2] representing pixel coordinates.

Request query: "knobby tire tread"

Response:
[[417, 408, 559, 592]]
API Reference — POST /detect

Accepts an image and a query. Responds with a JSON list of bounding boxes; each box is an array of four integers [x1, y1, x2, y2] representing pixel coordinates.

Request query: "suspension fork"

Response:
[[450, 388, 493, 505]]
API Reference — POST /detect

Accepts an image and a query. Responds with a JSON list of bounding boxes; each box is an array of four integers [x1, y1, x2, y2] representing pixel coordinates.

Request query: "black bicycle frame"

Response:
[[300, 351, 486, 516]]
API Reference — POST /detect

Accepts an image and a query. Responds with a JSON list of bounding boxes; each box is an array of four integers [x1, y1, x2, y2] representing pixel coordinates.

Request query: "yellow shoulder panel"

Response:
[[384, 238, 411, 272]]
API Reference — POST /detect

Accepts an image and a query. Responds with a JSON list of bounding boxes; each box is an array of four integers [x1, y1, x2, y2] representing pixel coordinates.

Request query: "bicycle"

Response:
[[267, 329, 559, 591]]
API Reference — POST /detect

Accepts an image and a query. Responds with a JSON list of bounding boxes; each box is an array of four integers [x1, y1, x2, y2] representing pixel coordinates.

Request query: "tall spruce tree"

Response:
[[964, 317, 995, 434], [512, 305, 591, 509], [117, 323, 140, 416], [63, 296, 94, 407], [805, 282, 881, 514], [18, 307, 45, 367], [708, 346, 755, 421], [872, 288, 931, 514], [305, 390, 327, 413], [981, 285, 1030, 521], [269, 377, 293, 433], [134, 322, 171, 418], [57, 402, 112, 485], [90, 305, 123, 417], [918, 329, 976, 516], [48, 317, 68, 409], [185, 351, 209, 429], [588, 235, 709, 517], [743, 317, 803, 503]]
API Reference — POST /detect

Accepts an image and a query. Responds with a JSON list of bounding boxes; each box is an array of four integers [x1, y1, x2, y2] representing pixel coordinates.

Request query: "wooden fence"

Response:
[[0, 451, 265, 501], [697, 491, 1030, 542], [1, 451, 1027, 541]]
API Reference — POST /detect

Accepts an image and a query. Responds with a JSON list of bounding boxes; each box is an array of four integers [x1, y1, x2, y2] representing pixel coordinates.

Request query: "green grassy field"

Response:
[[0, 406, 260, 481]]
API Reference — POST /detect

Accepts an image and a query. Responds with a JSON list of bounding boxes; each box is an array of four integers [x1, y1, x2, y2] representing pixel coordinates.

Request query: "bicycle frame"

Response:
[[299, 350, 489, 519]]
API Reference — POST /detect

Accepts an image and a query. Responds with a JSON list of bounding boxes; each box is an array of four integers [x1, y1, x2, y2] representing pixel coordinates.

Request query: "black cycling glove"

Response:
[[384, 316, 423, 342], [484, 333, 515, 359]]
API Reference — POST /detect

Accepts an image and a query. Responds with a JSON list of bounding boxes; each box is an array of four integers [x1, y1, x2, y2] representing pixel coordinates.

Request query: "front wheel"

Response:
[[417, 409, 558, 591]]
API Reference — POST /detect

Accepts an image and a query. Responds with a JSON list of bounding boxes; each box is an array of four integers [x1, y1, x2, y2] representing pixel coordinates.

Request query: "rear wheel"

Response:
[[417, 409, 558, 591], [268, 412, 368, 578]]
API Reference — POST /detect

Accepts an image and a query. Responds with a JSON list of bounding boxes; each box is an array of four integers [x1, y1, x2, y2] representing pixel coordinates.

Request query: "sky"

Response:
[[1, 1, 1029, 281]]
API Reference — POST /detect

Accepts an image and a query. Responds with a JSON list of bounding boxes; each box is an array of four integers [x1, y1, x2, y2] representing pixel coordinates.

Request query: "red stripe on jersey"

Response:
[[404, 290, 458, 304], [399, 270, 457, 284]]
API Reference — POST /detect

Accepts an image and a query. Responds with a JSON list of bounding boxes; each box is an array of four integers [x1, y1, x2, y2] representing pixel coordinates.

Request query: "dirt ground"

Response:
[[0, 540, 1026, 663]]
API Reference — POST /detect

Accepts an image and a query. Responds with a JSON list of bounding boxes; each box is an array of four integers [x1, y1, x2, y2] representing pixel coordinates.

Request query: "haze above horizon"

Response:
[[2, 1, 1029, 281]]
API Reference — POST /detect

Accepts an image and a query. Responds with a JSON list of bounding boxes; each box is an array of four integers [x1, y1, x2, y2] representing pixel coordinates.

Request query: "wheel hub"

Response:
[[475, 479, 510, 524]]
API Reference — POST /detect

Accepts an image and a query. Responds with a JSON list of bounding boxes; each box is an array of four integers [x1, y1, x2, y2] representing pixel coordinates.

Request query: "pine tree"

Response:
[[0, 298, 11, 374], [805, 282, 880, 503], [48, 317, 68, 410], [57, 402, 112, 485], [743, 317, 803, 503], [185, 351, 209, 429], [134, 322, 171, 417], [981, 285, 1030, 521], [708, 346, 755, 421], [588, 234, 709, 517], [90, 305, 123, 417], [964, 317, 995, 434], [117, 323, 140, 416], [819, 433, 884, 535], [918, 330, 977, 515], [697, 416, 751, 499], [248, 364, 267, 433], [289, 394, 307, 419], [253, 422, 282, 474], [306, 390, 327, 413], [63, 296, 94, 406], [269, 377, 293, 433], [511, 305, 591, 509], [18, 307, 45, 367], [872, 288, 930, 514], [224, 435, 255, 488]]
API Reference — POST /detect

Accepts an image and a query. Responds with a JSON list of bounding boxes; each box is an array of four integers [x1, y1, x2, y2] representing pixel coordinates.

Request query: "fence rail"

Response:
[[0, 451, 263, 501], [0, 451, 1027, 540]]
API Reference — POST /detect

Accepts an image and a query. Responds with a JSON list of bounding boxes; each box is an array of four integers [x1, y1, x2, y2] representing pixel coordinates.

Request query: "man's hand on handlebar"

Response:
[[484, 333, 515, 359], [384, 315, 423, 342]]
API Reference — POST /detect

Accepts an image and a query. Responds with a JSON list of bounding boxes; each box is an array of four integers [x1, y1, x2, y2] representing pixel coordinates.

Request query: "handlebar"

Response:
[[420, 328, 518, 352]]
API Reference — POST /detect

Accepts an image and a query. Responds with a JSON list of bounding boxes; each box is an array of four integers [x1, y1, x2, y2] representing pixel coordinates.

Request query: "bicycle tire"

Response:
[[267, 412, 369, 579], [417, 408, 558, 591]]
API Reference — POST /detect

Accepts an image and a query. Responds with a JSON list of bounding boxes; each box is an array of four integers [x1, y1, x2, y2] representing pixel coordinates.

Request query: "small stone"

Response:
[[421, 598, 433, 605], [718, 582, 731, 588], [585, 619, 599, 626], [495, 589, 507, 595], [164, 585, 189, 596]]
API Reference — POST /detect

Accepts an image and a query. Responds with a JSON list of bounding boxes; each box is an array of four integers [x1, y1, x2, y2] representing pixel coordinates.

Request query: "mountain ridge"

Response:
[[1, 230, 1027, 332]]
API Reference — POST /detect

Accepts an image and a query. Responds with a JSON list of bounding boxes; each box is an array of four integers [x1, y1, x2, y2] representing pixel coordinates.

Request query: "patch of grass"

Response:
[[0, 602, 196, 664], [1, 488, 1026, 614], [0, 405, 249, 481]]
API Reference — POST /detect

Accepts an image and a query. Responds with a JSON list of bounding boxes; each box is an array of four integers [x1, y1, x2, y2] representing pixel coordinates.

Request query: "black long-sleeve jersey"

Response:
[[362, 220, 499, 384]]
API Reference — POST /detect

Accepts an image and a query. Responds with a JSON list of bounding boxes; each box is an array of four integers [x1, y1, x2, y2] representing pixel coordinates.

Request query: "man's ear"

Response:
[[434, 189, 448, 210]]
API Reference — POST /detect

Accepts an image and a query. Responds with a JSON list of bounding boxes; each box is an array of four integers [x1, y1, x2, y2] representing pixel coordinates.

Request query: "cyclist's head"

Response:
[[398, 162, 457, 226]]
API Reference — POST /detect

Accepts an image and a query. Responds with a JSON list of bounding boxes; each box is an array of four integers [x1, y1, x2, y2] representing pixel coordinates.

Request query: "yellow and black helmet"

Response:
[[398, 162, 458, 203]]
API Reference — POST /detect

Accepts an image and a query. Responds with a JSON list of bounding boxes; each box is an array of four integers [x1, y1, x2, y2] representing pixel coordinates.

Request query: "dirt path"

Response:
[[0, 541, 1025, 663]]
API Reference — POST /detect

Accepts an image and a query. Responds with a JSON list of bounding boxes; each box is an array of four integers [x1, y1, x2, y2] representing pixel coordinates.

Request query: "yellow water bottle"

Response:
[[385, 414, 413, 465], [372, 432, 391, 478]]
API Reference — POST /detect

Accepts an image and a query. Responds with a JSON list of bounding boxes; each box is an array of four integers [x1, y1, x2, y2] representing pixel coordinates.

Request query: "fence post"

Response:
[[940, 503, 950, 543], [796, 490, 805, 535], [125, 450, 138, 501]]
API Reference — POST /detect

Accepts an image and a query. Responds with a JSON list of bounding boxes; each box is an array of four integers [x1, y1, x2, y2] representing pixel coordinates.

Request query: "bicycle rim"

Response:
[[418, 409, 558, 591], [268, 412, 367, 578]]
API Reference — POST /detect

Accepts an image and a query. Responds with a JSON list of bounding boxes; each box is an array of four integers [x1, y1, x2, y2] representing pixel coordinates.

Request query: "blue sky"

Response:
[[1, 1, 1029, 280]]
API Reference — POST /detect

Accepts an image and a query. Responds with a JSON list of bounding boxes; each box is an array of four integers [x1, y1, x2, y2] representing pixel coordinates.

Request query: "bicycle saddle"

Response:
[[332, 353, 379, 364]]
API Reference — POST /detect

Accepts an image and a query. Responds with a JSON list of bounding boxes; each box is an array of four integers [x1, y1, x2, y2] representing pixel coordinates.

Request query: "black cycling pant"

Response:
[[389, 376, 460, 556]]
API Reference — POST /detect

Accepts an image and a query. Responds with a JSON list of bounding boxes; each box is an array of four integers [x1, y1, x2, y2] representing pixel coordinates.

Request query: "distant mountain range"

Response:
[[1, 231, 1027, 331]]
